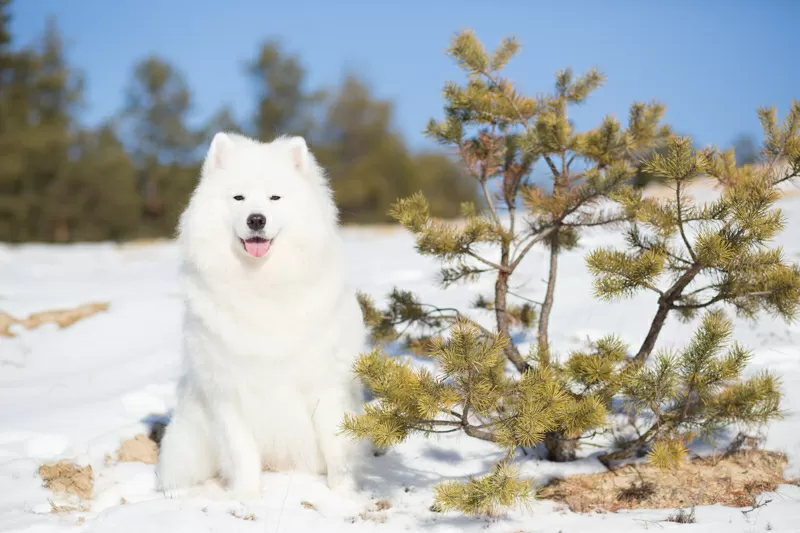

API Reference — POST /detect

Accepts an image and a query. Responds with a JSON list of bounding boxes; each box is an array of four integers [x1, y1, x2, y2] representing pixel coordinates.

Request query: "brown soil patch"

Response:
[[374, 499, 392, 511], [0, 311, 16, 337], [39, 460, 94, 500], [1, 302, 109, 337], [117, 434, 158, 464], [539, 450, 788, 513]]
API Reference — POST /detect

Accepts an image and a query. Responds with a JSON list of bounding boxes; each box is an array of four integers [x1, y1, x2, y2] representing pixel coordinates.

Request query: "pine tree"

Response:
[[0, 16, 83, 242], [122, 56, 202, 235], [353, 28, 669, 464], [315, 73, 478, 223], [0, 0, 30, 241], [59, 125, 141, 241], [247, 40, 324, 141], [34, 19, 85, 242], [345, 30, 800, 516]]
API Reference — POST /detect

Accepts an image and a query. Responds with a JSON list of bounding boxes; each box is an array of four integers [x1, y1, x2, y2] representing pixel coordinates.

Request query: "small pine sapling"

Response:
[[345, 29, 668, 515], [353, 28, 670, 468], [344, 29, 800, 515]]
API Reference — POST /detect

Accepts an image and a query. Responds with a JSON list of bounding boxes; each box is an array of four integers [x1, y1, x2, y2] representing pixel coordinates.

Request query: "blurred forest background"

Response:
[[0, 1, 763, 243], [0, 1, 477, 242]]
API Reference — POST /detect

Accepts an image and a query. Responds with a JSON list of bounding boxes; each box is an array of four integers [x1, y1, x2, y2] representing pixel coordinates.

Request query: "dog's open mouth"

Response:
[[241, 237, 272, 258]]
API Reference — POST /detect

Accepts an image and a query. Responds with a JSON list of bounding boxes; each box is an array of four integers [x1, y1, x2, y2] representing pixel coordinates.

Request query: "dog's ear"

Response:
[[286, 136, 310, 174], [206, 132, 236, 171]]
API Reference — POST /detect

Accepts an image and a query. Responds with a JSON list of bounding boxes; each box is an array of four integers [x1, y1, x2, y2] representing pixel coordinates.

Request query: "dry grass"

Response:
[[667, 507, 696, 523], [1, 302, 109, 337], [39, 460, 93, 500], [539, 450, 788, 513], [117, 434, 158, 464], [300, 501, 318, 511], [374, 498, 392, 511], [48, 500, 89, 514], [229, 511, 257, 521], [351, 499, 393, 524], [356, 511, 388, 524]]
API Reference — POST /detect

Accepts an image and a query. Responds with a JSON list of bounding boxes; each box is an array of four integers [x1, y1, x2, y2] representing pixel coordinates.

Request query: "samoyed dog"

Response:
[[156, 132, 366, 499]]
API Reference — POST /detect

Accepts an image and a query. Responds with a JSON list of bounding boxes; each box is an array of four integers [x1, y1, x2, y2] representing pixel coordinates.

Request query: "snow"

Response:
[[2, 187, 800, 532]]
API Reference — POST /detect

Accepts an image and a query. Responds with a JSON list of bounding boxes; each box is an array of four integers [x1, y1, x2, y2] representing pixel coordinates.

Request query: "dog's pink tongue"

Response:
[[245, 239, 270, 258]]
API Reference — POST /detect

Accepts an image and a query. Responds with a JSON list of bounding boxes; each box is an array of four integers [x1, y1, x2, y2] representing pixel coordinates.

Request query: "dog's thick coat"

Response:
[[156, 133, 365, 498]]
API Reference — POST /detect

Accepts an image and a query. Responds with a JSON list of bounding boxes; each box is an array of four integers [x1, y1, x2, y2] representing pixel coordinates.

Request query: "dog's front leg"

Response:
[[212, 400, 262, 499], [313, 387, 360, 495]]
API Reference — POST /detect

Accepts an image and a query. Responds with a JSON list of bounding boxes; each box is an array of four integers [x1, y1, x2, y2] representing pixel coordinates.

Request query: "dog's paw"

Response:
[[326, 470, 359, 498], [228, 478, 262, 501]]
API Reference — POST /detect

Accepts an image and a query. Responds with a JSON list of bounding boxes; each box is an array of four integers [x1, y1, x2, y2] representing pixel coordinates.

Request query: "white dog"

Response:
[[156, 132, 366, 499]]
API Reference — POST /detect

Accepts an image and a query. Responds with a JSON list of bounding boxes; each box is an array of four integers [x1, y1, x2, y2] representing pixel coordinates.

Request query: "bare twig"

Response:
[[741, 497, 772, 516], [480, 180, 501, 227], [465, 249, 506, 272], [509, 226, 557, 270]]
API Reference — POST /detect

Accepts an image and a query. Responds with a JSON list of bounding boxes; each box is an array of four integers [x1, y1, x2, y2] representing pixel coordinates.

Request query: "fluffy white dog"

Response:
[[156, 132, 365, 499]]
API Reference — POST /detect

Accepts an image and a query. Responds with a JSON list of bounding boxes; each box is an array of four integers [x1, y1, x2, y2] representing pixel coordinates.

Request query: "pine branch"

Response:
[[683, 285, 720, 296], [544, 155, 560, 178], [672, 291, 775, 310], [479, 68, 533, 127], [562, 214, 628, 228], [567, 153, 577, 169], [509, 226, 557, 270], [417, 427, 463, 434], [675, 181, 697, 261], [479, 180, 501, 226], [465, 249, 506, 272], [632, 262, 703, 364], [460, 389, 497, 442], [773, 166, 800, 186], [507, 290, 543, 306]]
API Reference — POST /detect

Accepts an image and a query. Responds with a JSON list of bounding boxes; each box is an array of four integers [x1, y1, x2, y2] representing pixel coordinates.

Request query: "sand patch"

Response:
[[1, 302, 109, 337], [117, 434, 158, 464], [39, 460, 93, 500]]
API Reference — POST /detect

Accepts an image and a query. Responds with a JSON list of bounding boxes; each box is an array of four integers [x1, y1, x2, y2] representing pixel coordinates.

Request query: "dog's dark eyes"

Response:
[[270, 195, 281, 201], [233, 195, 245, 201]]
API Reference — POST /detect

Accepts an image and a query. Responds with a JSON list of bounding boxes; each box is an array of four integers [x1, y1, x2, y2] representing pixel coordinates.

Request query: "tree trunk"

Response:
[[544, 432, 577, 462], [537, 232, 559, 364], [144, 176, 160, 217], [54, 219, 69, 243], [632, 299, 671, 364], [495, 240, 529, 373], [632, 262, 703, 364]]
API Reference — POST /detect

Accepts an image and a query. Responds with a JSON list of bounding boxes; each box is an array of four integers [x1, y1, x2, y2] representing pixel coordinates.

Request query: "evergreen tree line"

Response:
[[0, 3, 477, 243]]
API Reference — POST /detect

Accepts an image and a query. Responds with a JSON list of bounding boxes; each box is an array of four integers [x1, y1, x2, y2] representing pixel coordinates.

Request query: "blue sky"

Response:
[[11, 0, 800, 151]]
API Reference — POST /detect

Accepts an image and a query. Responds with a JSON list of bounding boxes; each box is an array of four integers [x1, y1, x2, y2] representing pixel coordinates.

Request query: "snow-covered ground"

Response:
[[2, 186, 800, 532]]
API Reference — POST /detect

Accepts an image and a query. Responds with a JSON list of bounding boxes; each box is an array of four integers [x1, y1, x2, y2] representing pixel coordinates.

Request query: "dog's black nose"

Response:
[[247, 213, 266, 231]]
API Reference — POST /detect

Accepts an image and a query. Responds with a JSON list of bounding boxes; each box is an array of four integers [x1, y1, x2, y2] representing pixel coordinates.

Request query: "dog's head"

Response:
[[180, 132, 337, 265]]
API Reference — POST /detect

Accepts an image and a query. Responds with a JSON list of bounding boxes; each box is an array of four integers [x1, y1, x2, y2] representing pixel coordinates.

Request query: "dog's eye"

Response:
[[270, 195, 281, 201], [233, 195, 245, 201]]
